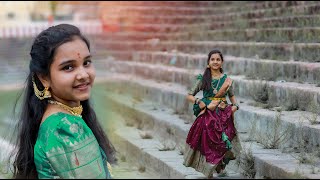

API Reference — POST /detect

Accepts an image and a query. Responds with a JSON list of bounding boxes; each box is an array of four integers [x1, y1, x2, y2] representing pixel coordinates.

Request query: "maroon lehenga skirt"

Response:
[[183, 105, 241, 177]]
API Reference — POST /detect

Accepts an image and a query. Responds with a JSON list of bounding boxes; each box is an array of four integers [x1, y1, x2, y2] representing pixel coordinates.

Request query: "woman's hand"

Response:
[[231, 105, 237, 113], [231, 103, 239, 113], [207, 100, 220, 111], [199, 101, 206, 110], [197, 101, 207, 116]]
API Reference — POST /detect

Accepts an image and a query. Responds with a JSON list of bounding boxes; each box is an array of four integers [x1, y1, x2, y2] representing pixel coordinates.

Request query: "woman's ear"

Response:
[[36, 73, 51, 88]]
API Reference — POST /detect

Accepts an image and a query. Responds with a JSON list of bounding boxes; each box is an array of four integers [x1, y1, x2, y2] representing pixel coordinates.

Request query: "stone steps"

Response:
[[94, 40, 320, 62], [113, 126, 242, 179], [132, 51, 320, 84], [189, 27, 320, 43], [97, 73, 320, 151], [91, 32, 187, 41], [112, 125, 207, 179], [98, 1, 244, 10], [102, 3, 320, 24], [94, 74, 320, 178], [211, 14, 320, 29], [99, 59, 320, 113], [94, 27, 320, 43], [205, 15, 320, 30], [111, 158, 162, 179], [89, 26, 320, 43], [93, 26, 320, 43], [98, 1, 311, 16], [99, 14, 320, 33], [96, 78, 243, 179]]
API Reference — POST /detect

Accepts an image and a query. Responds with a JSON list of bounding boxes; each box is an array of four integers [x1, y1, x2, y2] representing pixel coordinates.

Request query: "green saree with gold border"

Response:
[[34, 112, 112, 179]]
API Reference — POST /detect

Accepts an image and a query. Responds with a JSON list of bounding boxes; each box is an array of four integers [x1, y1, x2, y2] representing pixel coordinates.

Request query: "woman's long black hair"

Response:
[[9, 24, 116, 179], [201, 49, 224, 91]]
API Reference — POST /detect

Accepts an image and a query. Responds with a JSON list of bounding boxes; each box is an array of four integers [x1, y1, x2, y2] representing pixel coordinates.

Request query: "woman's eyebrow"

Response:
[[59, 60, 75, 67], [84, 55, 92, 59], [59, 55, 92, 67]]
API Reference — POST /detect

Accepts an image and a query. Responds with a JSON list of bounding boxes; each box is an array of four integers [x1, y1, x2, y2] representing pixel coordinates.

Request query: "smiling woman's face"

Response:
[[46, 37, 95, 106], [208, 53, 223, 71]]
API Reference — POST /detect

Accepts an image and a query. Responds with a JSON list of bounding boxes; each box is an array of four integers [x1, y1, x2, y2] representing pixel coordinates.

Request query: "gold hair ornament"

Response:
[[32, 74, 51, 100]]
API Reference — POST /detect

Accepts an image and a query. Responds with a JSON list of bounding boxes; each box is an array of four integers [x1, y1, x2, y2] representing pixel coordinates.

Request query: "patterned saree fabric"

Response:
[[184, 73, 241, 177], [34, 112, 112, 179]]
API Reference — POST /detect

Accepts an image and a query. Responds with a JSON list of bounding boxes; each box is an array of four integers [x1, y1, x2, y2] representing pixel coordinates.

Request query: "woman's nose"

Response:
[[76, 67, 89, 80]]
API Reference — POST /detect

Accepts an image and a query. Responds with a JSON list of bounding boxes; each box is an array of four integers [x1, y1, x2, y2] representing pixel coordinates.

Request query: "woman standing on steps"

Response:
[[183, 49, 241, 178], [9, 24, 116, 179]]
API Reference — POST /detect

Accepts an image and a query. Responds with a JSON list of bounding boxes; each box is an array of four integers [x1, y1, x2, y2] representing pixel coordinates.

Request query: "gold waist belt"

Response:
[[208, 97, 226, 101]]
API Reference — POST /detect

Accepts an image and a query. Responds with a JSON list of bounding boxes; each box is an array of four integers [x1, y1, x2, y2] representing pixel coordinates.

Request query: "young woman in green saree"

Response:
[[10, 24, 116, 179]]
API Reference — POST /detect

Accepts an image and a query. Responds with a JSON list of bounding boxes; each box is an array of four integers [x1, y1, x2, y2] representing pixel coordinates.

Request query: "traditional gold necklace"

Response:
[[48, 100, 83, 117], [211, 74, 222, 94], [211, 77, 221, 94]]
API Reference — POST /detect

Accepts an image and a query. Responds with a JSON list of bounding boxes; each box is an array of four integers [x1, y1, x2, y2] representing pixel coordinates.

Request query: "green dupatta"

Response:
[[188, 74, 234, 117]]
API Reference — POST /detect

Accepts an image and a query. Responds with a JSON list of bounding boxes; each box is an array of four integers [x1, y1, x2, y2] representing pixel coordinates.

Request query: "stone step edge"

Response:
[[98, 1, 310, 12], [100, 59, 320, 93], [99, 15, 320, 29], [96, 73, 320, 128], [100, 59, 320, 112], [75, 27, 320, 43], [132, 51, 320, 67], [98, 1, 307, 12], [95, 39, 320, 47], [101, 77, 320, 150], [101, 80, 319, 179], [93, 50, 320, 77], [112, 126, 207, 179], [101, 2, 320, 16]]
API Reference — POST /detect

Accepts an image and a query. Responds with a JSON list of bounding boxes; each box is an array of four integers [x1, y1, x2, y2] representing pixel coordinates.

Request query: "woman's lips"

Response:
[[74, 83, 90, 90]]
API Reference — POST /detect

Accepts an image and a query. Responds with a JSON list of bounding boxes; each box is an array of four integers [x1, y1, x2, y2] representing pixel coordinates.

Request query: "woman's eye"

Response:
[[62, 65, 73, 71], [84, 60, 92, 66]]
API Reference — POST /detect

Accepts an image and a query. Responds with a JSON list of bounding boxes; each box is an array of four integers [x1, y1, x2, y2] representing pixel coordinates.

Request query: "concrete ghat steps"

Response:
[[111, 157, 162, 179], [112, 126, 207, 179], [101, 6, 215, 16], [91, 32, 188, 41], [132, 51, 320, 84], [94, 40, 320, 62], [98, 15, 320, 33], [98, 1, 233, 8], [97, 59, 320, 113], [96, 73, 320, 152], [94, 75, 320, 179], [95, 27, 320, 43], [188, 27, 320, 43], [102, 3, 320, 24], [210, 14, 320, 29], [89, 26, 320, 43], [98, 1, 312, 17], [96, 81, 242, 179]]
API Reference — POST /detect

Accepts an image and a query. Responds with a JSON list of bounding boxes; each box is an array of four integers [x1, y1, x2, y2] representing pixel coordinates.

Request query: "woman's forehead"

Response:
[[210, 53, 221, 59], [53, 39, 90, 63]]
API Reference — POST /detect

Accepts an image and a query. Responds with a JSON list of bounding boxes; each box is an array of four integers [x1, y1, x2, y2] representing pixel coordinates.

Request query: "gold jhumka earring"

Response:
[[207, 65, 210, 68], [32, 74, 51, 100]]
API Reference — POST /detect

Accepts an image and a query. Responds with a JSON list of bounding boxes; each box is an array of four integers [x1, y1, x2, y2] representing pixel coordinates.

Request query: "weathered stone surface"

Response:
[[131, 51, 320, 84], [95, 73, 320, 178], [99, 59, 320, 113]]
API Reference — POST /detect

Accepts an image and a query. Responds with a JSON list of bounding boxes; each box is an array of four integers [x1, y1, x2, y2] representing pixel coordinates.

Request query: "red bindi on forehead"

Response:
[[77, 53, 81, 58]]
